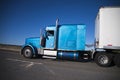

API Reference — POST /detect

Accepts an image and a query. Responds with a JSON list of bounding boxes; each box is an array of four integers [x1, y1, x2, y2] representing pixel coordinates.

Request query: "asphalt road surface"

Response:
[[0, 50, 120, 80]]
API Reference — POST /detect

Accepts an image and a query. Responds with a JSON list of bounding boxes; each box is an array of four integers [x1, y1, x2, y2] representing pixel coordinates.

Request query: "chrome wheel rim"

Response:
[[24, 49, 31, 57], [98, 55, 109, 65]]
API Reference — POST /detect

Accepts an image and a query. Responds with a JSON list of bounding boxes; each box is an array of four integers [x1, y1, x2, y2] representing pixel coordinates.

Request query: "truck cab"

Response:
[[21, 22, 90, 61]]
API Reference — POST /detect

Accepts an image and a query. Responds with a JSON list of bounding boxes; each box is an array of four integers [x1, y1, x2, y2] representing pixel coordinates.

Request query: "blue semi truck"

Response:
[[21, 7, 120, 67], [21, 20, 90, 61]]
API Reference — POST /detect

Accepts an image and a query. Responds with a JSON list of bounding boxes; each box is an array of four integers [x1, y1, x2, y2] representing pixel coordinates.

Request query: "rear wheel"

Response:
[[95, 52, 113, 67], [22, 47, 33, 58], [114, 54, 120, 67]]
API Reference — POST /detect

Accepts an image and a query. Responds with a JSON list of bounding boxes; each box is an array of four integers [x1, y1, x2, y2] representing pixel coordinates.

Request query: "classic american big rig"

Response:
[[21, 7, 120, 67]]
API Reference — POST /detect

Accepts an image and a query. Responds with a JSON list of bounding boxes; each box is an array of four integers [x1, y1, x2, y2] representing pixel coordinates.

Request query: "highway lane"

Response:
[[0, 50, 120, 80]]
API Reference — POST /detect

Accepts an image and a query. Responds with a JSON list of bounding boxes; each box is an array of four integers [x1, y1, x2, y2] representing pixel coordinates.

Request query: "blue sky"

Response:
[[0, 0, 120, 45]]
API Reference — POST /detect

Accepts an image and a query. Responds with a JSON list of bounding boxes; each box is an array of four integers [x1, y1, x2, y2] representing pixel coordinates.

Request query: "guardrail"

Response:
[[0, 44, 22, 52]]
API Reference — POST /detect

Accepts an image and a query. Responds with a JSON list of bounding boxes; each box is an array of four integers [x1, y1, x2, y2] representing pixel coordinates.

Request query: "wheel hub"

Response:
[[25, 49, 31, 57], [98, 55, 109, 64]]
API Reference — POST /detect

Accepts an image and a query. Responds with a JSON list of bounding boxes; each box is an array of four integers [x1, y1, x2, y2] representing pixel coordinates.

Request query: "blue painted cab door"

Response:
[[45, 30, 55, 49]]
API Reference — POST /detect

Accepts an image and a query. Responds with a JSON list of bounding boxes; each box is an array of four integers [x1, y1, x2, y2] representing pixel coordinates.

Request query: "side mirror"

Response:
[[40, 35, 46, 47]]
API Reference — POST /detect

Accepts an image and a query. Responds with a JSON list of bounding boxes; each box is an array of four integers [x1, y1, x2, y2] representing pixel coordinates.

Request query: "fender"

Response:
[[21, 44, 37, 55]]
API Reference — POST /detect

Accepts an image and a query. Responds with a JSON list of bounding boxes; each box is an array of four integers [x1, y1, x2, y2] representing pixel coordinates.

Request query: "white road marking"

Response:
[[6, 58, 42, 64], [6, 58, 43, 68], [43, 65, 56, 75], [26, 62, 34, 68], [48, 69, 56, 75], [6, 58, 56, 75]]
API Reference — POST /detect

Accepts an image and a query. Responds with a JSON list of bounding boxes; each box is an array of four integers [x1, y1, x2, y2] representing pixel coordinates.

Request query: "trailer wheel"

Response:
[[95, 52, 113, 67], [22, 47, 33, 58], [114, 54, 120, 67]]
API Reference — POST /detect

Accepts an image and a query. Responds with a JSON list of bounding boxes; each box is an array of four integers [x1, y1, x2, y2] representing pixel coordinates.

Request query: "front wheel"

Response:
[[95, 52, 113, 67], [22, 47, 33, 58]]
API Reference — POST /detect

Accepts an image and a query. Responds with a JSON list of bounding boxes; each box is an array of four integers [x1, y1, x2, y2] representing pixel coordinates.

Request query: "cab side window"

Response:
[[47, 31, 54, 36]]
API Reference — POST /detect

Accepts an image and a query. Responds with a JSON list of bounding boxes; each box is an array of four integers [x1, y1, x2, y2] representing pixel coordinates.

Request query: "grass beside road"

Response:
[[0, 44, 22, 52]]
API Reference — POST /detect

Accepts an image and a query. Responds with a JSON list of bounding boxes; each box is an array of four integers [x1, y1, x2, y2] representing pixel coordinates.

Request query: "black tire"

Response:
[[22, 47, 33, 58], [95, 52, 113, 67], [114, 54, 120, 67]]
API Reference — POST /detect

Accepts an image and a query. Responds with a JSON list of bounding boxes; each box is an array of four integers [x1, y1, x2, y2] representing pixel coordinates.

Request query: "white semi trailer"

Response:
[[94, 7, 120, 67]]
